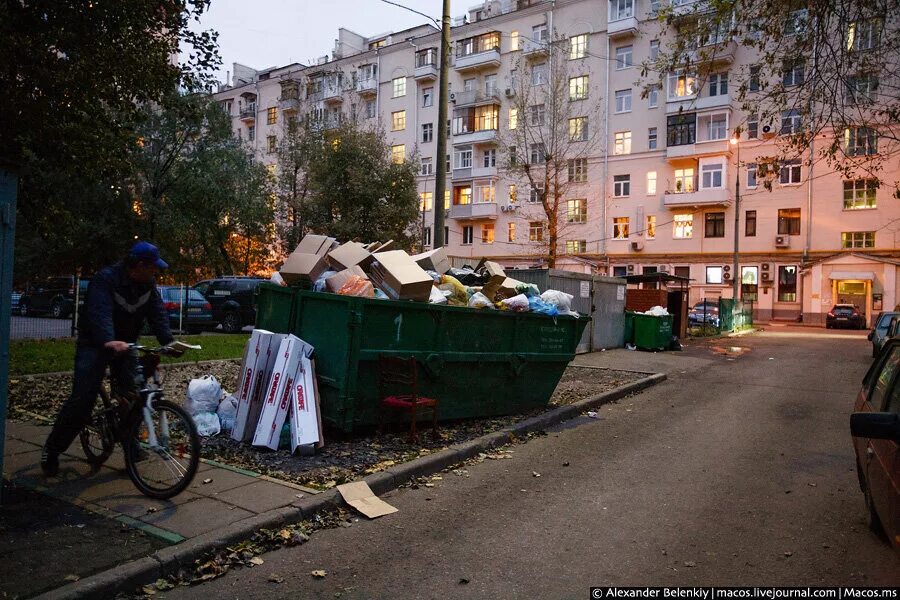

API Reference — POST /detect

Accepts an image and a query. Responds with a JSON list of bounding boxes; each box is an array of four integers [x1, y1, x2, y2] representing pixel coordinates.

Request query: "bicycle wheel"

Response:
[[79, 390, 116, 466], [124, 398, 200, 500]]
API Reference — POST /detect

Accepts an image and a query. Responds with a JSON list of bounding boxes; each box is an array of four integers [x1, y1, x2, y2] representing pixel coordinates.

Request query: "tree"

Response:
[[502, 34, 603, 267], [648, 0, 899, 195], [274, 118, 323, 255], [294, 121, 420, 250]]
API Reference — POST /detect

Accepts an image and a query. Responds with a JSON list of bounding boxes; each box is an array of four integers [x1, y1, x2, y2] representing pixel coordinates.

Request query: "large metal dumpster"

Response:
[[255, 284, 590, 432]]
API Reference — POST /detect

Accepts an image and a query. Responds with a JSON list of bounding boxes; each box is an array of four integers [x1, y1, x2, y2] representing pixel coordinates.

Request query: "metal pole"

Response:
[[72, 275, 80, 337], [178, 283, 183, 333], [432, 0, 451, 249], [0, 168, 19, 505], [732, 139, 740, 302]]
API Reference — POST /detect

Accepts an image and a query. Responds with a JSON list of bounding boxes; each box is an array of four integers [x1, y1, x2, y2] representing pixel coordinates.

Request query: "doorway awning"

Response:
[[828, 271, 875, 281]]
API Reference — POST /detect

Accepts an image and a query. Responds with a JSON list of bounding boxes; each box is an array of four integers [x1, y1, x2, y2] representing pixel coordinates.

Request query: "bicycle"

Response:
[[78, 344, 201, 499]]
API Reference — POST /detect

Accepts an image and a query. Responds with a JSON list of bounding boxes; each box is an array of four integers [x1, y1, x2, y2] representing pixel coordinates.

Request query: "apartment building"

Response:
[[212, 0, 899, 325]]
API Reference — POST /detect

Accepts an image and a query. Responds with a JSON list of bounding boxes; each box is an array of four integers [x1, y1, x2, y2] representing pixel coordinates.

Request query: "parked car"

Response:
[[17, 276, 88, 318], [851, 338, 900, 546], [688, 300, 720, 327], [825, 304, 865, 329], [193, 277, 265, 333], [157, 286, 215, 334], [868, 312, 900, 357]]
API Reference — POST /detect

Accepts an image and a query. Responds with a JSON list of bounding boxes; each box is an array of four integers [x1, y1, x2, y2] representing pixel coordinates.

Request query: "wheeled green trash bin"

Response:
[[632, 313, 673, 351]]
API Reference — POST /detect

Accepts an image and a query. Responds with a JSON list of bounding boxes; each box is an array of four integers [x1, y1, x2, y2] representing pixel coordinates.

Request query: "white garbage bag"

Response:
[[540, 290, 578, 316], [500, 294, 530, 312], [193, 412, 221, 437], [646, 305, 669, 316], [216, 393, 239, 432], [186, 375, 223, 415], [429, 286, 448, 304], [468, 292, 495, 309]]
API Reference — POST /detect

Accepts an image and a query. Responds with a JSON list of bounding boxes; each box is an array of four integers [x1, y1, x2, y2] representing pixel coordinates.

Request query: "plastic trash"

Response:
[[429, 286, 448, 304], [193, 412, 221, 437], [438, 274, 469, 306], [499, 294, 530, 312], [337, 275, 375, 297], [185, 376, 223, 415], [217, 394, 238, 431], [373, 288, 389, 300], [626, 343, 637, 350], [540, 290, 578, 316], [516, 283, 541, 298], [587, 411, 599, 419], [645, 305, 669, 316], [527, 296, 559, 316], [313, 270, 338, 292], [425, 270, 442, 282], [468, 292, 495, 309], [270, 272, 287, 287], [447, 267, 486, 286]]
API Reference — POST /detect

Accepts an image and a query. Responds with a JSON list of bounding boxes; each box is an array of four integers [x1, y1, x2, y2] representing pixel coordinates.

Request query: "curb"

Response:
[[35, 372, 665, 600]]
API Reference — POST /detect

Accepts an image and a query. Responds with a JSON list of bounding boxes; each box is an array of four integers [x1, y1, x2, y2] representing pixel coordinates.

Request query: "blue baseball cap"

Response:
[[129, 241, 169, 269]]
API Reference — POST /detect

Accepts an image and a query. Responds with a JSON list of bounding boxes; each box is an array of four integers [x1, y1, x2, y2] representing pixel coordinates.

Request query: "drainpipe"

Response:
[[601, 33, 611, 259], [375, 48, 382, 127], [804, 13, 818, 265]]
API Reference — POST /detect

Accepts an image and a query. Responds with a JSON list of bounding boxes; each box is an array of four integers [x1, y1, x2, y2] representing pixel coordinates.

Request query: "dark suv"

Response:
[[193, 277, 265, 333], [18, 276, 88, 318]]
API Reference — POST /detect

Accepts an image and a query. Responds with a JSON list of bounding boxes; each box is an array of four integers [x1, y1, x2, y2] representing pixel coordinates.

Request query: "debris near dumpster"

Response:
[[336, 275, 375, 298], [337, 481, 398, 518], [368, 250, 433, 301], [279, 235, 337, 285], [325, 241, 374, 272], [252, 335, 313, 450], [325, 266, 369, 293], [411, 247, 450, 274]]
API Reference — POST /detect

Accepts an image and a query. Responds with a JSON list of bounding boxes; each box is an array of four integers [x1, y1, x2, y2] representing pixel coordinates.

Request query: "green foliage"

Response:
[[274, 119, 323, 255]]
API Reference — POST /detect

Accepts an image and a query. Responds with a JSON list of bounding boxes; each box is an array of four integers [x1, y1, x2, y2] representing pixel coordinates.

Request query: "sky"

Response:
[[191, 0, 446, 84]]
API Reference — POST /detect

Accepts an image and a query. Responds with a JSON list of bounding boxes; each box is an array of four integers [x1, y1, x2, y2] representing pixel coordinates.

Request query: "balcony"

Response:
[[453, 128, 498, 144], [239, 103, 256, 121], [323, 83, 343, 103], [688, 40, 737, 66], [454, 48, 501, 72], [664, 187, 732, 209], [278, 97, 301, 113], [666, 139, 732, 160], [666, 93, 731, 114], [414, 63, 438, 81], [356, 78, 378, 95], [449, 202, 499, 220], [452, 165, 498, 181], [608, 16, 638, 38], [451, 89, 501, 108], [671, 0, 709, 18], [520, 37, 548, 59]]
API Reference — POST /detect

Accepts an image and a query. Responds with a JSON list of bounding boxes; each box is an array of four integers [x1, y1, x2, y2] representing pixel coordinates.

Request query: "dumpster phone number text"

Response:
[[590, 589, 899, 600]]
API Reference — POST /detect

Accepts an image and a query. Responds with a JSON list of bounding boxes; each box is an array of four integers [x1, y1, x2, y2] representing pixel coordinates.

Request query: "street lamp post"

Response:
[[730, 134, 741, 304]]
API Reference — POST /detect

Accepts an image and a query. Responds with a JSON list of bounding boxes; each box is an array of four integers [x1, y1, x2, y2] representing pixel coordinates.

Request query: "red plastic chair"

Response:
[[377, 356, 438, 442]]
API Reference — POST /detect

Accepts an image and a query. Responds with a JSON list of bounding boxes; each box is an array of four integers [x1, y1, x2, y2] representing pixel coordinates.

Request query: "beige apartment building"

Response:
[[212, 0, 899, 325]]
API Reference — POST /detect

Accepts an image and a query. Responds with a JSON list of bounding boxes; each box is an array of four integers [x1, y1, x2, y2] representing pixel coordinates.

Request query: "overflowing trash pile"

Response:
[[273, 234, 579, 317], [636, 305, 669, 316]]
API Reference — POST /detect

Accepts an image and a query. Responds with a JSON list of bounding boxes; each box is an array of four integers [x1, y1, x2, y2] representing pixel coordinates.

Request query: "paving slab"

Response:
[[2, 448, 43, 475], [213, 479, 308, 514], [92, 487, 201, 519], [7, 422, 51, 445], [139, 497, 254, 538], [4, 436, 40, 455], [187, 466, 258, 496]]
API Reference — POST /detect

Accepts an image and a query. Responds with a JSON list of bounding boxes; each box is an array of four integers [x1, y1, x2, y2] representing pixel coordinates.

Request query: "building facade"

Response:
[[212, 0, 899, 325]]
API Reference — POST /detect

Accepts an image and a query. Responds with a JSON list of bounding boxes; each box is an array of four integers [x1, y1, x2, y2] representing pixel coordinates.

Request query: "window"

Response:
[[423, 227, 431, 247], [529, 104, 546, 126], [847, 74, 878, 105], [781, 109, 802, 135], [392, 77, 406, 97], [508, 184, 517, 204], [647, 171, 657, 195], [779, 159, 801, 185], [668, 114, 697, 147], [783, 8, 808, 36], [616, 45, 633, 70], [646, 215, 657, 239], [392, 110, 406, 131], [420, 157, 433, 176], [477, 184, 495, 204], [484, 74, 497, 96], [848, 19, 881, 52], [709, 73, 728, 96], [745, 210, 757, 237], [569, 75, 589, 100], [844, 127, 878, 156], [741, 266, 759, 301], [422, 123, 433, 143], [483, 148, 496, 168], [778, 265, 797, 302], [569, 117, 588, 141], [532, 63, 547, 85], [748, 116, 758, 139], [509, 107, 518, 130], [842, 231, 875, 249], [266, 135, 277, 153], [642, 266, 659, 290], [510, 30, 519, 51], [667, 71, 697, 100], [567, 199, 587, 223], [415, 48, 436, 68], [706, 113, 728, 140], [508, 222, 516, 241], [610, 0, 634, 20], [613, 266, 628, 278], [843, 179, 877, 210], [446, 154, 451, 172], [529, 221, 544, 241], [782, 60, 805, 86], [454, 148, 473, 169], [365, 100, 377, 119], [455, 186, 472, 205], [391, 144, 405, 164], [613, 175, 631, 197], [532, 24, 549, 43], [648, 127, 658, 150], [650, 40, 659, 61], [615, 89, 632, 113], [267, 107, 277, 125], [706, 266, 723, 284], [701, 162, 724, 188], [674, 214, 693, 239], [746, 163, 757, 188], [529, 144, 546, 164], [674, 168, 695, 193], [247, 125, 255, 141], [613, 217, 629, 240], [568, 158, 587, 183], [777, 208, 801, 235], [481, 223, 495, 244], [648, 85, 659, 108], [566, 240, 587, 254], [423, 87, 433, 107], [614, 131, 631, 155], [748, 65, 760, 92], [462, 226, 473, 245], [705, 212, 725, 238], [420, 191, 433, 211], [569, 34, 588, 59], [529, 183, 544, 203]]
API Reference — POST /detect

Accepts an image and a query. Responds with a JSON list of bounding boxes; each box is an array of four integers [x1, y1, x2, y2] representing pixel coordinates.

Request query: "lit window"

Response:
[[569, 117, 588, 141], [843, 127, 878, 156], [510, 31, 519, 51], [613, 174, 630, 197], [841, 231, 875, 249], [455, 186, 472, 205], [267, 107, 277, 125], [391, 110, 406, 131], [674, 214, 693, 239], [614, 131, 631, 155], [646, 215, 656, 239], [508, 222, 516, 241], [667, 71, 697, 100], [392, 77, 406, 97], [566, 240, 587, 254], [615, 89, 632, 113], [568, 158, 587, 183], [613, 217, 629, 240], [777, 208, 801, 235], [481, 223, 495, 244], [847, 19, 881, 52], [843, 179, 877, 210], [647, 171, 657, 195], [569, 34, 588, 59], [706, 266, 723, 284], [509, 184, 517, 204], [569, 75, 589, 100], [566, 199, 587, 223], [674, 168, 695, 193], [509, 107, 518, 130], [391, 144, 405, 164], [419, 191, 433, 211], [529, 221, 544, 242]]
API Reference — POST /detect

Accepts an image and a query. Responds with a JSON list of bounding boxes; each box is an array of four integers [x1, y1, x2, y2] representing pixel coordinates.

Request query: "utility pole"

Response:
[[432, 0, 451, 248], [730, 134, 741, 304]]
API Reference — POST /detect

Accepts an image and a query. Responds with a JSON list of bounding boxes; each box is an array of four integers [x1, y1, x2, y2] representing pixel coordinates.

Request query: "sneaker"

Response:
[[40, 447, 59, 477]]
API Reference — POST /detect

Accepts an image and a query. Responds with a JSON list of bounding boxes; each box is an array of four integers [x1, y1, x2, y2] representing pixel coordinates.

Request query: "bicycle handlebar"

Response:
[[128, 344, 186, 358]]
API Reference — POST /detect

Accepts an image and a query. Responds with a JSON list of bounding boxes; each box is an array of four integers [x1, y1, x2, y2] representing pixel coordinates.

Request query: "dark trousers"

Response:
[[44, 345, 135, 455]]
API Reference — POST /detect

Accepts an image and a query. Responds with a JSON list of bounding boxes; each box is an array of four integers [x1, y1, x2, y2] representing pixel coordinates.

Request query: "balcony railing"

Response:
[[666, 138, 731, 160], [356, 78, 377, 94], [239, 103, 256, 120], [454, 47, 501, 72], [520, 37, 549, 57], [278, 97, 301, 113], [414, 63, 438, 80], [452, 128, 498, 144], [608, 15, 638, 38], [666, 93, 731, 114], [451, 89, 501, 107], [449, 202, 499, 220], [323, 83, 343, 102], [663, 186, 732, 208]]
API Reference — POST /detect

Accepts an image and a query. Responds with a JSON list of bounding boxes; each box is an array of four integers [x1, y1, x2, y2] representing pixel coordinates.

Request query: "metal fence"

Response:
[[688, 297, 754, 337]]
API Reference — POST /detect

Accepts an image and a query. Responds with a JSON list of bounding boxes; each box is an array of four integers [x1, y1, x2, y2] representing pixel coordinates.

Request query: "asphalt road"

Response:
[[163, 329, 898, 599]]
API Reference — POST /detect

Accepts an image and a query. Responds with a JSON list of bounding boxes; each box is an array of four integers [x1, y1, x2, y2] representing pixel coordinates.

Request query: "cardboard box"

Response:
[[253, 335, 314, 450], [483, 276, 525, 301], [325, 266, 369, 293], [483, 261, 506, 279], [295, 234, 336, 255], [411, 248, 451, 274], [280, 251, 329, 285], [289, 355, 321, 451], [232, 330, 282, 442], [240, 332, 287, 442], [369, 250, 434, 301], [326, 242, 374, 272]]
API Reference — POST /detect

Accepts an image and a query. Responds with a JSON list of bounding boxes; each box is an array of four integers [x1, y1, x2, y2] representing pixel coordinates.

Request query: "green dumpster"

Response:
[[624, 311, 636, 345], [255, 284, 590, 432], [632, 313, 673, 351]]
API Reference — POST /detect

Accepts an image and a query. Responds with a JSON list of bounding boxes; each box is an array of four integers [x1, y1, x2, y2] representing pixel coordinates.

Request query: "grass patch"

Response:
[[10, 334, 249, 376]]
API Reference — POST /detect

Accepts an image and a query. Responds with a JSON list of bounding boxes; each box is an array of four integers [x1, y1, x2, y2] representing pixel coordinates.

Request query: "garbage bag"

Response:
[[527, 296, 559, 316], [425, 270, 442, 282], [337, 275, 375, 297], [468, 292, 495, 309], [499, 294, 530, 312], [313, 270, 338, 292], [193, 412, 221, 437], [447, 267, 486, 286], [646, 305, 669, 316], [438, 275, 469, 306], [516, 283, 541, 298], [541, 290, 578, 316], [429, 286, 448, 304], [186, 376, 223, 415], [373, 288, 389, 300], [217, 394, 238, 432]]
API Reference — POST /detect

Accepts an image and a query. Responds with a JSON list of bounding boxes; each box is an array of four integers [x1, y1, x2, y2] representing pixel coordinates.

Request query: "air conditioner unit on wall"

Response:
[[761, 263, 770, 271], [631, 241, 644, 251], [775, 235, 790, 248], [505, 88, 515, 98], [761, 271, 773, 282], [449, 92, 457, 102], [723, 271, 732, 281], [658, 265, 669, 272], [761, 124, 776, 139], [627, 264, 635, 272]]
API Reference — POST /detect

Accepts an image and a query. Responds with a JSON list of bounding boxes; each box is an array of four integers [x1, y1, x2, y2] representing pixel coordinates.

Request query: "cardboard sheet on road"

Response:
[[337, 482, 398, 518]]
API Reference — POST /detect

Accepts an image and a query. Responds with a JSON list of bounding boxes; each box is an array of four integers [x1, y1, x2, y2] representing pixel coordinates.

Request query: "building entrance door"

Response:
[[837, 280, 869, 321]]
